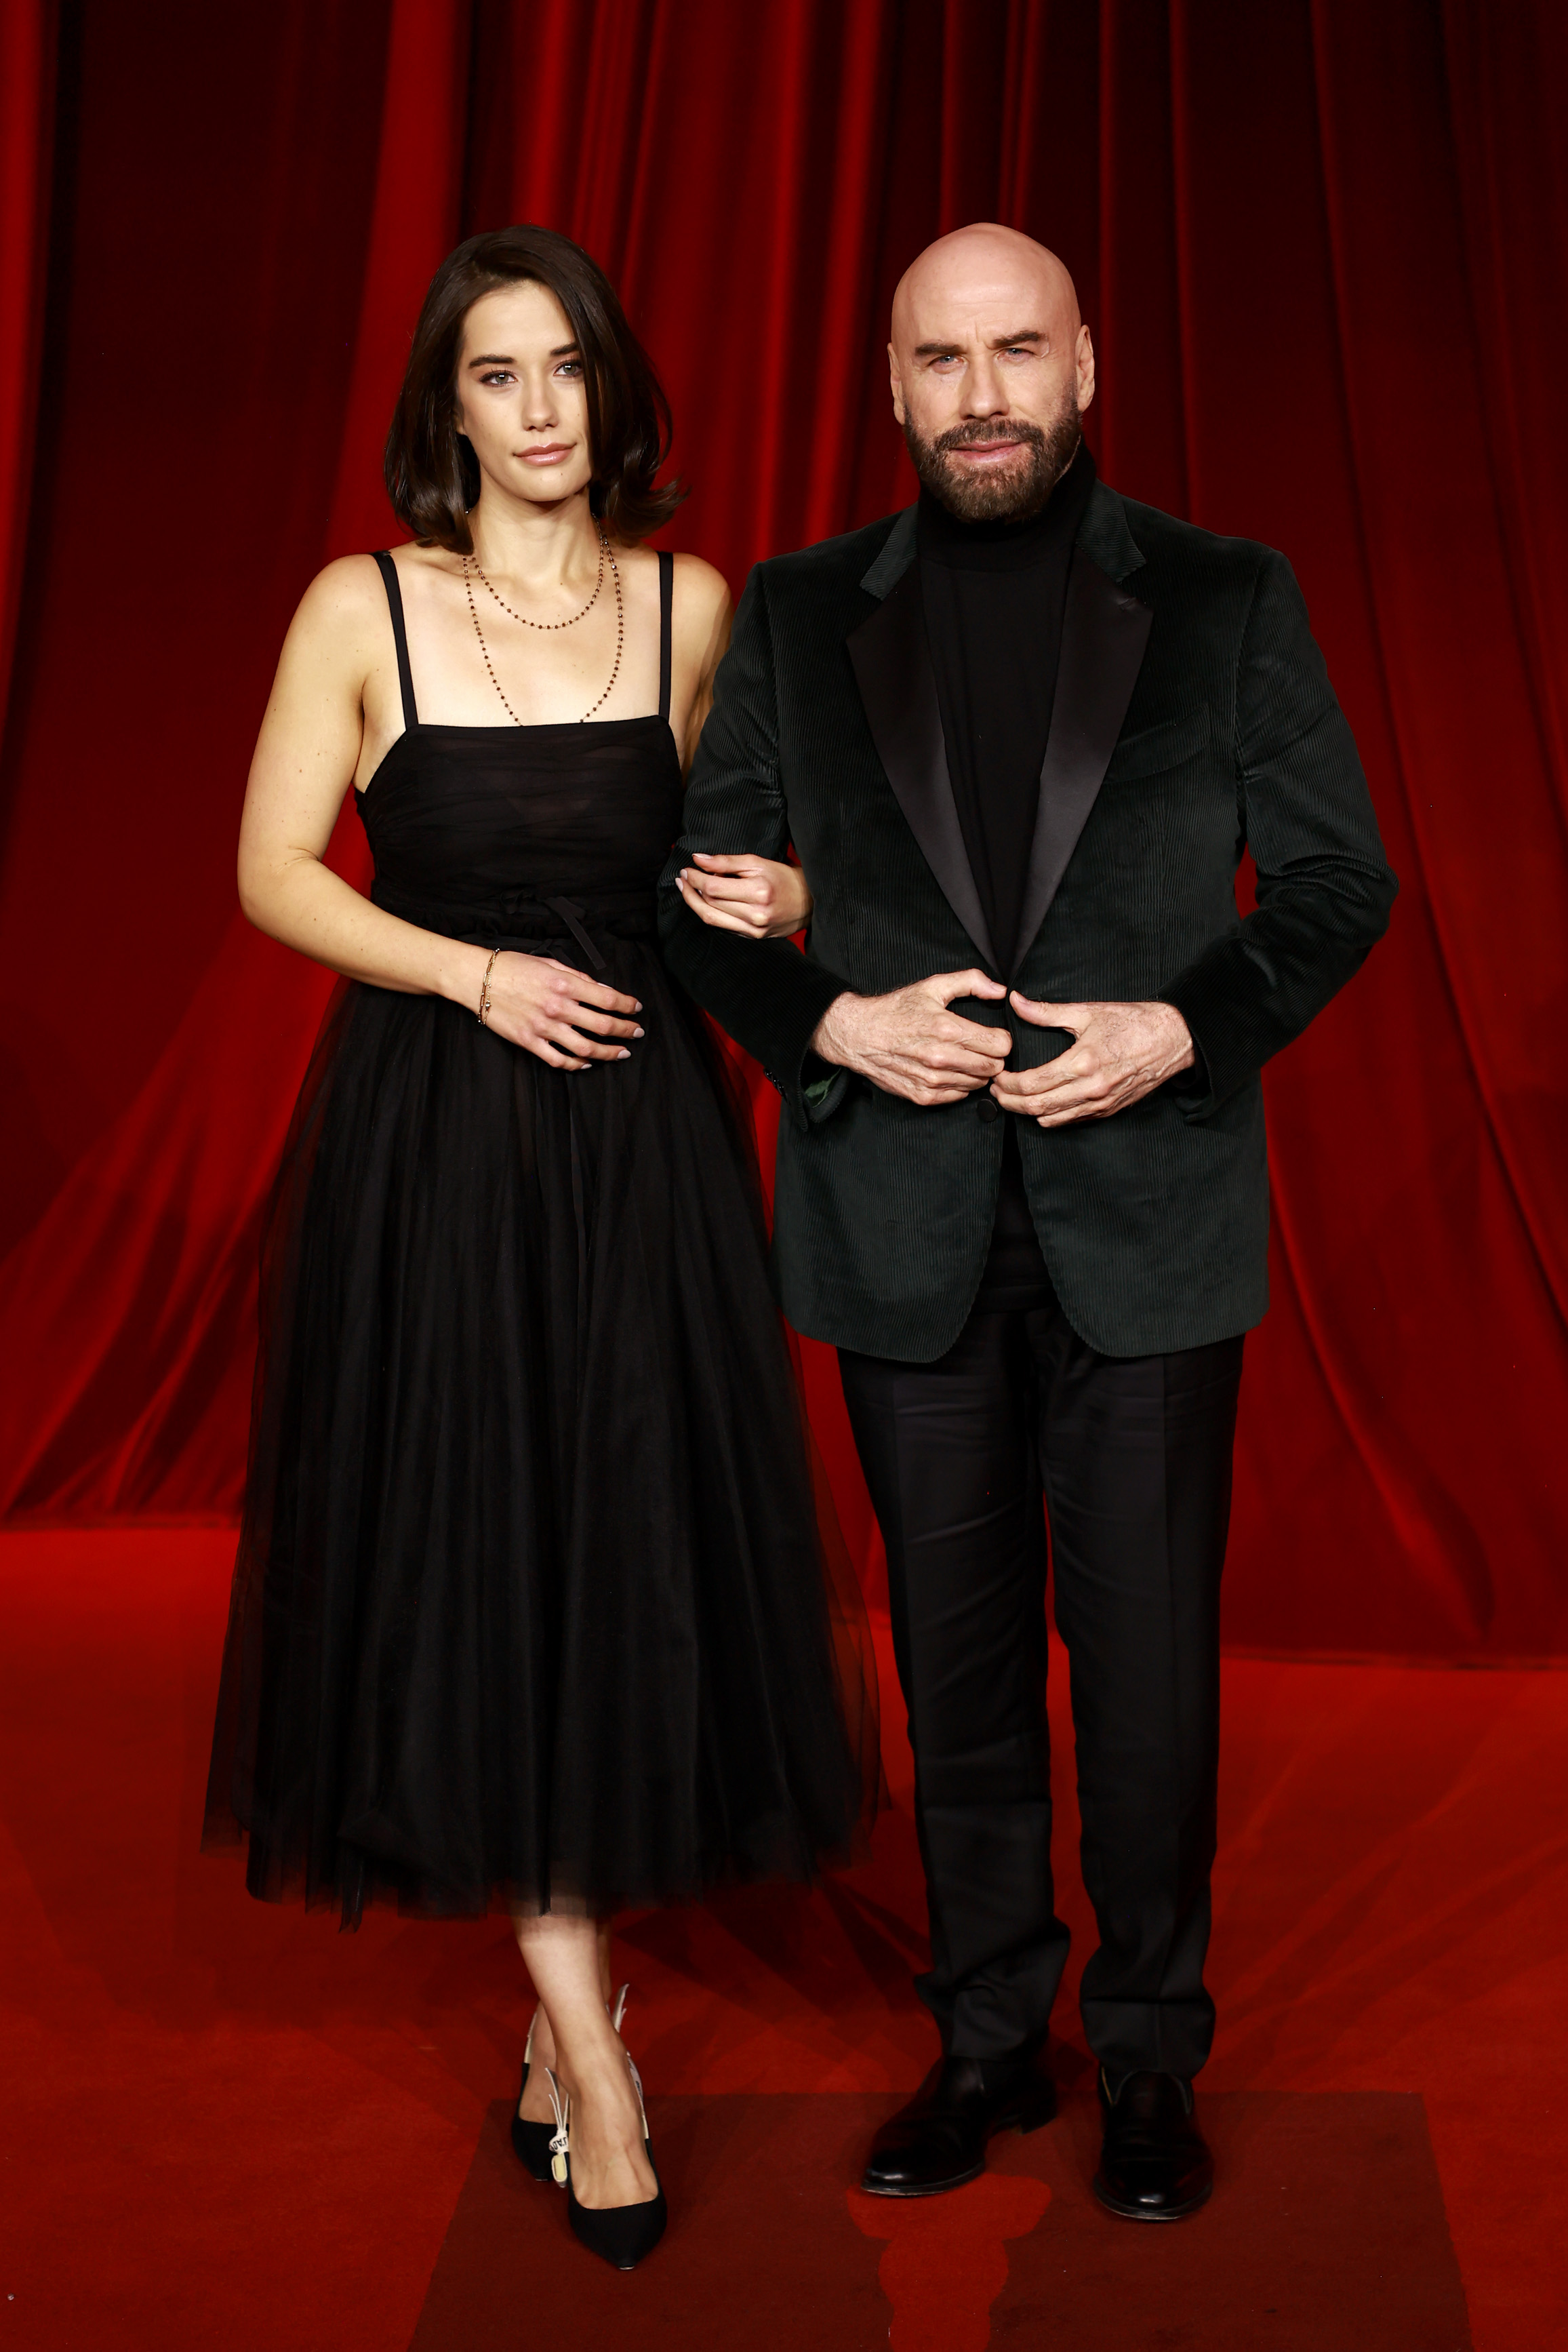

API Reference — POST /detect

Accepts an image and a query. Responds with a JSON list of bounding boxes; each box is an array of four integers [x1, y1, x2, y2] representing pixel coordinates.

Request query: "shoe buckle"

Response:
[[545, 2067, 571, 2185]]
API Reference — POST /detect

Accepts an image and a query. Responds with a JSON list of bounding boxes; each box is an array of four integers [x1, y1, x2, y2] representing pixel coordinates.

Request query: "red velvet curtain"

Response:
[[0, 1, 57, 732], [1, 0, 1564, 1658]]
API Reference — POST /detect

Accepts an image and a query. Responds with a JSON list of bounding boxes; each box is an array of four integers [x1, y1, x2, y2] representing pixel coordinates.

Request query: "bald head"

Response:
[[891, 222, 1081, 353], [889, 222, 1093, 523]]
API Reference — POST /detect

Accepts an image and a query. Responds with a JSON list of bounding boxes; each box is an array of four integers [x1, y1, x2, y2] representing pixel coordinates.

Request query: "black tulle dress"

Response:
[[205, 550, 875, 1928]]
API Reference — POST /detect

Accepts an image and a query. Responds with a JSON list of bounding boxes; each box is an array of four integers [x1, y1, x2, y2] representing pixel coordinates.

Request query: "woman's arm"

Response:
[[238, 555, 642, 1069], [665, 552, 812, 939], [670, 550, 731, 771]]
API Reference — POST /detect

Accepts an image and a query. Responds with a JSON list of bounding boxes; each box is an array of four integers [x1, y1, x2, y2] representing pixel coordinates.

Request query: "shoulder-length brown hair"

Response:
[[384, 226, 684, 553]]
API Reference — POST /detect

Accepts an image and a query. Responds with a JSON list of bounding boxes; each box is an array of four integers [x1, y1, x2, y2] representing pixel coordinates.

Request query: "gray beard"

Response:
[[903, 399, 1083, 525]]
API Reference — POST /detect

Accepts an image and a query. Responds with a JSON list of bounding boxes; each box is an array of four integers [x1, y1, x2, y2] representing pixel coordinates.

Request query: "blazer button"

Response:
[[975, 1094, 1000, 1123]]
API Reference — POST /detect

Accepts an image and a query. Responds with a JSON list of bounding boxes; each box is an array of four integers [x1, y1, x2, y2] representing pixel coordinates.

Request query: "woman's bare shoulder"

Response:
[[289, 550, 394, 637], [668, 551, 731, 664], [283, 549, 427, 678], [670, 549, 730, 614]]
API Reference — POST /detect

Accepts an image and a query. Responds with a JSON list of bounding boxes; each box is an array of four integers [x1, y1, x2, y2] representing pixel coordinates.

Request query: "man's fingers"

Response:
[[1034, 1088, 1123, 1125], [926, 1043, 1009, 1077], [935, 1014, 1011, 1056], [993, 1070, 1122, 1119], [923, 1049, 1007, 1080], [928, 968, 1009, 1005], [1009, 993, 1089, 1033], [992, 1045, 1093, 1098], [898, 1076, 984, 1104]]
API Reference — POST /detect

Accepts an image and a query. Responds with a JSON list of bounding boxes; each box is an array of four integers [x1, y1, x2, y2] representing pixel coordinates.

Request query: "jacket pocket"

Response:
[[1104, 710, 1209, 781]]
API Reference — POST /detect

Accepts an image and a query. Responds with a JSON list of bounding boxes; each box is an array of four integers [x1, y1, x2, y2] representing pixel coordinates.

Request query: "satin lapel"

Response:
[[846, 563, 999, 972], [1009, 553, 1152, 980]]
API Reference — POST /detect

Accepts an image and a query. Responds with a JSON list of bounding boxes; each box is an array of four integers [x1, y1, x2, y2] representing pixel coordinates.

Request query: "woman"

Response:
[[204, 226, 873, 2273]]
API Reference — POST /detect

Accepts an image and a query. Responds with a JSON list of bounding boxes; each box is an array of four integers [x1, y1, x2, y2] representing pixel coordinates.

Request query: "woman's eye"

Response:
[[556, 361, 584, 378], [480, 371, 513, 386]]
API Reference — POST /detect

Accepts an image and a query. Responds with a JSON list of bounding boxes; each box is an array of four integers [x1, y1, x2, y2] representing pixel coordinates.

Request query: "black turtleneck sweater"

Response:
[[918, 441, 1097, 1311], [917, 441, 1096, 973]]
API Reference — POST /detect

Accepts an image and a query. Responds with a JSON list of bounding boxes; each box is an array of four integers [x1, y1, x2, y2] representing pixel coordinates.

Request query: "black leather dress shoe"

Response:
[[862, 2052, 1056, 2197], [1093, 2068, 1213, 2220]]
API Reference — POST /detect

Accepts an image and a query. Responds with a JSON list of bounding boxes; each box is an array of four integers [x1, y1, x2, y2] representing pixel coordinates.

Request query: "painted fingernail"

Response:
[[617, 1049, 630, 1060], [632, 1026, 644, 1037]]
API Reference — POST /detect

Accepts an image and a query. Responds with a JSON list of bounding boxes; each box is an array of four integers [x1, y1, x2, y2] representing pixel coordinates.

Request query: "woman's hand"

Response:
[[483, 953, 644, 1071], [676, 852, 812, 938]]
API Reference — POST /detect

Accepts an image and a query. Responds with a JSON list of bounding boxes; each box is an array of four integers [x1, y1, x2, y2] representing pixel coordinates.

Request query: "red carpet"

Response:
[[410, 2090, 1468, 2349], [2, 1526, 1565, 2349]]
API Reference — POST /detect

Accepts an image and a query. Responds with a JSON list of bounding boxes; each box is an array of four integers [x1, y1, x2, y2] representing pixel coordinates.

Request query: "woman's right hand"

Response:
[[481, 952, 644, 1071]]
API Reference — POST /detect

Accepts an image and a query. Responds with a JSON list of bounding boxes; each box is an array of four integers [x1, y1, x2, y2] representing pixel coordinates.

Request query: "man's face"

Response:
[[889, 240, 1095, 523]]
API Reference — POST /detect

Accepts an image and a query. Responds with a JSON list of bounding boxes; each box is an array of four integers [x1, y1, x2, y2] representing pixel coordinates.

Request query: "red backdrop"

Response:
[[1, 0, 1564, 1658]]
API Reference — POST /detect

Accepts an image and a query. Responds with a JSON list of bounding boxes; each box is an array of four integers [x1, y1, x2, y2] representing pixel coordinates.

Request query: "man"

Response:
[[659, 224, 1395, 2218]]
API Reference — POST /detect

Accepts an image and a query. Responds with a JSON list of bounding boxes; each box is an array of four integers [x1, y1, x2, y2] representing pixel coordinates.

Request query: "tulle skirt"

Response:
[[203, 936, 877, 1926]]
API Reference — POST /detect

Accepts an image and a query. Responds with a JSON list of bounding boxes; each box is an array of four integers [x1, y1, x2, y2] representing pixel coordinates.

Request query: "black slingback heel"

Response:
[[546, 2048, 667, 2273], [510, 1985, 632, 2188], [510, 2007, 556, 2184]]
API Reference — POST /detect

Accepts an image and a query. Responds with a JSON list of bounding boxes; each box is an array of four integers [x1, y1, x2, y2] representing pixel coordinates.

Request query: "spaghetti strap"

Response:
[[373, 551, 419, 732], [657, 549, 673, 724]]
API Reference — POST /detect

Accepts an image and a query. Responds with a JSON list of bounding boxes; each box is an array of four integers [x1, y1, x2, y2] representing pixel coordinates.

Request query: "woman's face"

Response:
[[453, 280, 594, 513]]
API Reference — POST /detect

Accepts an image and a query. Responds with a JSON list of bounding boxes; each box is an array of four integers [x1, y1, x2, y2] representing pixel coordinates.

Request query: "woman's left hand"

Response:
[[677, 852, 812, 938]]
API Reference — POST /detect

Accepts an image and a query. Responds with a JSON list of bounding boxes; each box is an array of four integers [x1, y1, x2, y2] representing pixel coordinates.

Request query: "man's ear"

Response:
[[887, 339, 905, 425], [1074, 323, 1096, 416]]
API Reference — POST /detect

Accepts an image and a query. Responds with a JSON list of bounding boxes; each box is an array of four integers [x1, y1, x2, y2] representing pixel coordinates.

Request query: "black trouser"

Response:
[[839, 1300, 1243, 2080]]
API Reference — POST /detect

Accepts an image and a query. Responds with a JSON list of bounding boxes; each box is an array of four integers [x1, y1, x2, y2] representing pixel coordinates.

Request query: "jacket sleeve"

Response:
[[658, 563, 850, 1131], [1163, 550, 1398, 1114]]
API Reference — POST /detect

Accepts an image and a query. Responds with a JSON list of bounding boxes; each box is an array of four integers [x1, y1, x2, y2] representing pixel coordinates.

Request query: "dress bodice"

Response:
[[359, 550, 683, 946]]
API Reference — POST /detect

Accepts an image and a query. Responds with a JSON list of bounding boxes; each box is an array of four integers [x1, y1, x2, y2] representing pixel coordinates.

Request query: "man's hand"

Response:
[[993, 995, 1194, 1125], [812, 971, 1010, 1107]]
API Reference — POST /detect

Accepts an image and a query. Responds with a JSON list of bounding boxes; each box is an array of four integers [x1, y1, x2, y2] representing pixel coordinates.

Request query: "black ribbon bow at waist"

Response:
[[371, 883, 658, 972]]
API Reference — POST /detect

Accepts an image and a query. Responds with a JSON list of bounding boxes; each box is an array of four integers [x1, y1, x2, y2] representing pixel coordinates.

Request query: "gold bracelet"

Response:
[[477, 947, 500, 1028]]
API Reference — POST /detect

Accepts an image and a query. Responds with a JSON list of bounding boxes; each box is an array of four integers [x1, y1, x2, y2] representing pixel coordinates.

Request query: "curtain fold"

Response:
[[0, 0, 57, 741], [0, 0, 1563, 1657]]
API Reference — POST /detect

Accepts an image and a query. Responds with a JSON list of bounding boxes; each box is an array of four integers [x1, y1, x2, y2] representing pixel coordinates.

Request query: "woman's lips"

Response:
[[519, 445, 572, 464]]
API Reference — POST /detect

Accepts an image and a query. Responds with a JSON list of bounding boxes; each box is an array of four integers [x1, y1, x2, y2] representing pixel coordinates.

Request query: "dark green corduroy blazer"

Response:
[[658, 480, 1397, 1362]]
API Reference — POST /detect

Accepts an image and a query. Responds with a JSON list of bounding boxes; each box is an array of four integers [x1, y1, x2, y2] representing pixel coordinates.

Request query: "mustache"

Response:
[[933, 418, 1049, 453]]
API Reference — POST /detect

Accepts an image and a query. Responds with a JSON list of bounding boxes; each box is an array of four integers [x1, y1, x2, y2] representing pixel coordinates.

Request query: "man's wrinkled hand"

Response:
[[994, 996, 1194, 1125], [813, 970, 1011, 1107]]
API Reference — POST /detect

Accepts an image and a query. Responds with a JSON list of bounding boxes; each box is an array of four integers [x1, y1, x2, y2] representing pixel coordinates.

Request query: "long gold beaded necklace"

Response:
[[462, 530, 624, 723]]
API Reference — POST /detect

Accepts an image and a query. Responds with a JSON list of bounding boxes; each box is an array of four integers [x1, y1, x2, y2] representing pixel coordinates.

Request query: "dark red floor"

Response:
[[1, 1526, 1564, 2348]]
